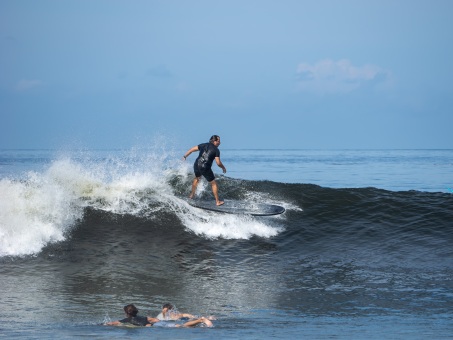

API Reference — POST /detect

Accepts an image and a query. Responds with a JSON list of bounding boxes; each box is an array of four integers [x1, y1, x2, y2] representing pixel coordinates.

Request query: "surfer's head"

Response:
[[161, 303, 174, 318], [162, 303, 174, 311], [209, 135, 220, 143], [209, 135, 221, 146], [124, 304, 139, 317]]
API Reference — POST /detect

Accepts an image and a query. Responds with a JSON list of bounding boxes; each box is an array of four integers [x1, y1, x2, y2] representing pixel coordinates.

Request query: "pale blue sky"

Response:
[[1, 0, 452, 149]]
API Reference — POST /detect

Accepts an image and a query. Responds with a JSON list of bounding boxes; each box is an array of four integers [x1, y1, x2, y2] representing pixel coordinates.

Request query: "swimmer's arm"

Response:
[[147, 317, 160, 324], [183, 146, 199, 160], [180, 317, 213, 328], [105, 320, 122, 326]]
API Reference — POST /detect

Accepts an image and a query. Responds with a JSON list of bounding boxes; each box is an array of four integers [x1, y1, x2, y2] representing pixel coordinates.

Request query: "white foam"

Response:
[[0, 148, 286, 256], [183, 211, 283, 239], [167, 194, 284, 240], [0, 171, 83, 256]]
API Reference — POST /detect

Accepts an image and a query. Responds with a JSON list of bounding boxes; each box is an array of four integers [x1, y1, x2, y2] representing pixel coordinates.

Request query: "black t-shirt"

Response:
[[119, 315, 150, 326], [196, 142, 220, 168]]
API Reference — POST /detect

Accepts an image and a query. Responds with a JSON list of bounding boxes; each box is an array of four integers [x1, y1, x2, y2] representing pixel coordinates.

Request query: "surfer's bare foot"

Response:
[[189, 194, 194, 199], [216, 201, 224, 206]]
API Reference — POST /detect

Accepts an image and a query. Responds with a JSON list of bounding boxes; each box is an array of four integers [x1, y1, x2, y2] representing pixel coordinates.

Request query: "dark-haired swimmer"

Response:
[[182, 135, 227, 206], [105, 304, 159, 327], [105, 304, 213, 328]]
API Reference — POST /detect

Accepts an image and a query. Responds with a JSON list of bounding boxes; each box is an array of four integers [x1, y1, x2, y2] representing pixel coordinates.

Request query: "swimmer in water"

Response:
[[105, 304, 213, 327]]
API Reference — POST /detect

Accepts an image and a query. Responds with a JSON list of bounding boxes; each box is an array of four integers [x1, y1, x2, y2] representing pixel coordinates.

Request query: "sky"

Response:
[[1, 0, 453, 149]]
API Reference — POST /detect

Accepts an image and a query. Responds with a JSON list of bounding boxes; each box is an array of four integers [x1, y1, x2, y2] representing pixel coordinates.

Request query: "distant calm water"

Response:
[[223, 149, 453, 192], [1, 148, 452, 339]]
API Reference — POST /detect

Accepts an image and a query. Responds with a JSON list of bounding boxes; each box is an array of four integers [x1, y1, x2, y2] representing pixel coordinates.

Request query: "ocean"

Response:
[[0, 148, 452, 339]]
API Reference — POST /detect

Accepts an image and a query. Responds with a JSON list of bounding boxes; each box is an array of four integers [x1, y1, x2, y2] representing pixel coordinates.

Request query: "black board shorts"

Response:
[[194, 162, 215, 182]]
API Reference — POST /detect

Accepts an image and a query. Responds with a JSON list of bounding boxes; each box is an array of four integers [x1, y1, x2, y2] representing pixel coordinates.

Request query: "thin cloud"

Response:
[[146, 65, 173, 78], [296, 59, 389, 94], [15, 79, 44, 91]]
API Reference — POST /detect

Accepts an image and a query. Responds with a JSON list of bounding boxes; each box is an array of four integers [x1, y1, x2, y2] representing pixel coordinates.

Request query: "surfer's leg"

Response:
[[210, 180, 224, 206], [190, 162, 203, 199], [189, 177, 200, 199]]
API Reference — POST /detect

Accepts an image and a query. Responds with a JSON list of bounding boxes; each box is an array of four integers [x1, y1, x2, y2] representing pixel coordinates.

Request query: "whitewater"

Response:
[[0, 148, 292, 257]]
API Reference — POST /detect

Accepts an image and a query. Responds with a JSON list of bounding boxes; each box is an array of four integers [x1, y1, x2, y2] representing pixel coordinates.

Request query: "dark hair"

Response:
[[162, 303, 174, 310], [124, 304, 139, 317], [209, 135, 220, 143]]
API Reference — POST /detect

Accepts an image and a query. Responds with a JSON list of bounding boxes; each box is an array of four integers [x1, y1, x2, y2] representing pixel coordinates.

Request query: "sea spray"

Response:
[[0, 170, 83, 256], [0, 149, 286, 256]]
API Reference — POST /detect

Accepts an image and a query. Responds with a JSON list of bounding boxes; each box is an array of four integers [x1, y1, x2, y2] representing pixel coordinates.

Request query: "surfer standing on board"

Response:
[[182, 135, 227, 206]]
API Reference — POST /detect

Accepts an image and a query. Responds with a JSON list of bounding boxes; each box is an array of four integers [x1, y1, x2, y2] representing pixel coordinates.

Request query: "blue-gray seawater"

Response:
[[0, 148, 452, 339]]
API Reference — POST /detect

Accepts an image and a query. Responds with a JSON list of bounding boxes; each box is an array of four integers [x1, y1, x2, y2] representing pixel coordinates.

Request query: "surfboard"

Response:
[[186, 198, 285, 216]]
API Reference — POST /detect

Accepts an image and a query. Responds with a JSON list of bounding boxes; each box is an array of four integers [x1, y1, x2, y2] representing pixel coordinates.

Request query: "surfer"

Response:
[[105, 304, 160, 327], [105, 304, 213, 327], [156, 303, 216, 321], [156, 303, 195, 320], [183, 135, 227, 206]]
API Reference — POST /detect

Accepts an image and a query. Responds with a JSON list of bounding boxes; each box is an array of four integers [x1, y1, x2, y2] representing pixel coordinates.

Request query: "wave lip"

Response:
[[0, 170, 83, 257]]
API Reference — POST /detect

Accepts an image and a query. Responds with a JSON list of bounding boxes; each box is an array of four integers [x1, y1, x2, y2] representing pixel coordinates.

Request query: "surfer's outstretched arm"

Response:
[[183, 146, 199, 160], [105, 320, 121, 326], [176, 317, 213, 328]]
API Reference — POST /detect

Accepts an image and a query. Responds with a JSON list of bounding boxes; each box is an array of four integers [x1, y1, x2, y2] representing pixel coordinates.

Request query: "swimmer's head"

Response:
[[124, 304, 139, 317], [162, 303, 174, 311]]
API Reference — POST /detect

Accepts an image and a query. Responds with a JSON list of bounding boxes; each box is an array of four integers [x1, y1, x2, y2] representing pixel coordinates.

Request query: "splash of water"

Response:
[[0, 148, 286, 257]]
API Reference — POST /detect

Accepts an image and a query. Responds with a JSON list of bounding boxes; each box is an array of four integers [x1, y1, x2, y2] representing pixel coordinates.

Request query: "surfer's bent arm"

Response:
[[182, 146, 199, 160], [147, 317, 160, 324], [215, 157, 226, 173]]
